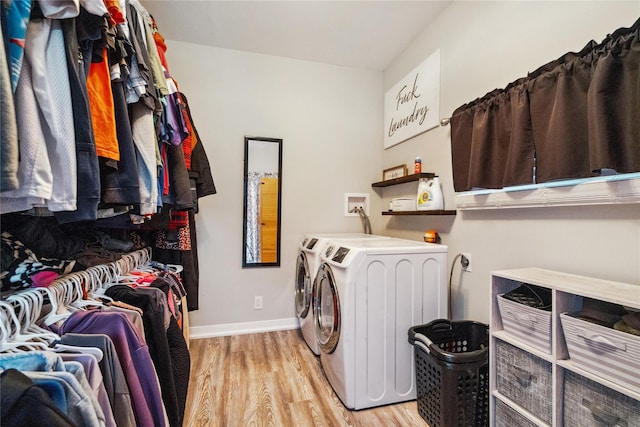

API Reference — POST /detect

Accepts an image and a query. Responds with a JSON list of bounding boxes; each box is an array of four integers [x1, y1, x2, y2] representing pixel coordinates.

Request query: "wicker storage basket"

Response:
[[561, 312, 640, 394], [564, 370, 640, 426], [495, 340, 552, 424], [495, 399, 540, 427], [497, 294, 552, 353]]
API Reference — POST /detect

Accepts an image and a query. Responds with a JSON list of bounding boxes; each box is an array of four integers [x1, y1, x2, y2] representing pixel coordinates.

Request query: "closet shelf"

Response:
[[382, 210, 457, 216], [372, 172, 435, 188]]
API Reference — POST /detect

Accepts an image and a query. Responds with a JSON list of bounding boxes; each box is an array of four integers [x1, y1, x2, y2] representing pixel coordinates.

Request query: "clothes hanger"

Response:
[[37, 285, 74, 327], [0, 301, 51, 352], [88, 265, 117, 300], [5, 291, 60, 343], [51, 342, 104, 362], [68, 273, 104, 309]]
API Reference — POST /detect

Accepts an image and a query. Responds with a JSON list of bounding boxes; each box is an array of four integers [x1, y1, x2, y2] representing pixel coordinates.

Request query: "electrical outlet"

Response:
[[461, 253, 472, 272], [254, 296, 263, 310]]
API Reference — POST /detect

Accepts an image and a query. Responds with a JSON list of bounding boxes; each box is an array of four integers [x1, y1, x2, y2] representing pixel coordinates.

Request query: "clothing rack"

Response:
[[0, 247, 152, 347], [45, 247, 152, 296], [0, 246, 191, 427]]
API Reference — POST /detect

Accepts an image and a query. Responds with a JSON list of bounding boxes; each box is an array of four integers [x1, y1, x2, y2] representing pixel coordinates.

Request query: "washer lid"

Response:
[[334, 237, 448, 255]]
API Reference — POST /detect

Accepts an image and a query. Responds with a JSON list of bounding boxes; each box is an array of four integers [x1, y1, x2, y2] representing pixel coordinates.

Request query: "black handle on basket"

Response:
[[508, 366, 535, 388], [429, 319, 454, 332], [582, 398, 628, 427]]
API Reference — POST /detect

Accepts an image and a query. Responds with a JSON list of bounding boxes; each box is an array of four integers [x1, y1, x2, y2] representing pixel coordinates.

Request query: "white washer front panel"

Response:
[[297, 233, 390, 356], [317, 237, 448, 410]]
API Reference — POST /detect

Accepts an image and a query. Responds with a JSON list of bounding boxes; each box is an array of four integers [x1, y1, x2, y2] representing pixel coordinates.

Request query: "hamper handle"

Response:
[[414, 332, 433, 353], [429, 319, 454, 332], [508, 366, 535, 387], [507, 310, 538, 326], [413, 338, 431, 355], [577, 329, 627, 351], [582, 398, 628, 427]]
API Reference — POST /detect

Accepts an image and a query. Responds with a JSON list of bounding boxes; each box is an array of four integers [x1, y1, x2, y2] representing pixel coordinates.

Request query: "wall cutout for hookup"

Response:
[[345, 193, 369, 217]]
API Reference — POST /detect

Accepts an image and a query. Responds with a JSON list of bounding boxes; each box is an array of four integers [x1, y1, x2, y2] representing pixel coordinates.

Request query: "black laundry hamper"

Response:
[[408, 319, 489, 427]]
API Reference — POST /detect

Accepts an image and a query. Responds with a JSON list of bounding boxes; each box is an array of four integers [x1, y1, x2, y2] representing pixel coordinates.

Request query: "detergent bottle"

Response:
[[417, 176, 444, 210]]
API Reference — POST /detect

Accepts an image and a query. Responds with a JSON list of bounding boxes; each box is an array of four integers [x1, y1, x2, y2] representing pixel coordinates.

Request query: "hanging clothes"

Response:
[[0, 20, 19, 192], [49, 310, 168, 427], [104, 282, 189, 427], [59, 333, 136, 427], [1, 369, 76, 427]]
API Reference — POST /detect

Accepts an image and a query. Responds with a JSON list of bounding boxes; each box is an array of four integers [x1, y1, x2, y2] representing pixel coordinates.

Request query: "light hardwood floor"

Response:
[[183, 329, 428, 427]]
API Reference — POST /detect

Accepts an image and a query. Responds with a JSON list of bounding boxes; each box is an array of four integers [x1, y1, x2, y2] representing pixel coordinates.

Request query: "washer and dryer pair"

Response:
[[311, 237, 448, 410], [295, 233, 387, 355]]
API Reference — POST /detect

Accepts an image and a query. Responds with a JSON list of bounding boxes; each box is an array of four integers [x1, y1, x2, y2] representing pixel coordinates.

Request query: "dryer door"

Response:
[[295, 252, 311, 318], [313, 263, 340, 353]]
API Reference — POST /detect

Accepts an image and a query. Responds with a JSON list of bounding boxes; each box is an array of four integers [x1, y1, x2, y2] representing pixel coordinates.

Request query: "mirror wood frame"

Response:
[[242, 136, 283, 268]]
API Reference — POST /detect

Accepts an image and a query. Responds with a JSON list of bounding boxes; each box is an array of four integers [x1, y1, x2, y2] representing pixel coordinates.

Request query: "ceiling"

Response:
[[143, 1, 451, 71]]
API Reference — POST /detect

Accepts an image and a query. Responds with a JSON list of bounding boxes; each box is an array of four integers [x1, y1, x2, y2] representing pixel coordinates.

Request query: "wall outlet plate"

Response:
[[254, 296, 263, 310]]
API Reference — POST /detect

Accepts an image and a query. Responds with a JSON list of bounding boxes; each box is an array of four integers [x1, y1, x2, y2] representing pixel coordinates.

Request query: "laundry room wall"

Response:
[[162, 43, 384, 334], [381, 1, 640, 323]]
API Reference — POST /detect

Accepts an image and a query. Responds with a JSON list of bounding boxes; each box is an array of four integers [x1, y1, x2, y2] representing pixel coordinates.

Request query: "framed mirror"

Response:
[[242, 136, 283, 267]]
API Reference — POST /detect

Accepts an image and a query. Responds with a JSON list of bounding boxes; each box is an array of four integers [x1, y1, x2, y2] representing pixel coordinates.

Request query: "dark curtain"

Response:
[[588, 19, 640, 174], [451, 17, 640, 192]]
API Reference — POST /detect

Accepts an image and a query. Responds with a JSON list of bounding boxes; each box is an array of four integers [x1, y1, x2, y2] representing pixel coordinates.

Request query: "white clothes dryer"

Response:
[[295, 233, 389, 355], [313, 238, 448, 409]]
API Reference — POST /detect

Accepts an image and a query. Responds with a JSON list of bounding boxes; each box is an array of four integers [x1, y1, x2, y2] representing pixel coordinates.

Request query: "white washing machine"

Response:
[[313, 237, 448, 409], [295, 233, 389, 355]]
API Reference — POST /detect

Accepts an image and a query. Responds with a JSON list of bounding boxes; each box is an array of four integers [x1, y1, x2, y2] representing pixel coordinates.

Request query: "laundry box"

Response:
[[390, 198, 416, 211], [563, 370, 640, 426], [495, 340, 552, 424], [496, 284, 552, 354], [560, 312, 640, 394], [495, 399, 539, 427]]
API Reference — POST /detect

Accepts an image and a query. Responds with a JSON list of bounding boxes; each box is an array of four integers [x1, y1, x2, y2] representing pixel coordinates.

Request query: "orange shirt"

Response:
[[86, 48, 119, 161]]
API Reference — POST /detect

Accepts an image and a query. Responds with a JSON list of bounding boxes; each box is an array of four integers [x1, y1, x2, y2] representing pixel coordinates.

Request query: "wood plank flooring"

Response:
[[183, 329, 428, 426]]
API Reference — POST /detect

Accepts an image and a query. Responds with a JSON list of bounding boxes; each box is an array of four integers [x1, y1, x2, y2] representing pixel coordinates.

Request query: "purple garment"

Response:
[[51, 310, 167, 427], [159, 91, 188, 146]]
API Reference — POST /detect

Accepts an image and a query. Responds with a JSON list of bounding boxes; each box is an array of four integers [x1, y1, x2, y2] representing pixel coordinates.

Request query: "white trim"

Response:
[[455, 174, 640, 210], [189, 317, 300, 339]]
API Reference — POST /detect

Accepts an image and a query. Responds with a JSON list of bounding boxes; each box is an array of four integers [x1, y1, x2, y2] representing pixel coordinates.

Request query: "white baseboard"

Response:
[[189, 317, 300, 339]]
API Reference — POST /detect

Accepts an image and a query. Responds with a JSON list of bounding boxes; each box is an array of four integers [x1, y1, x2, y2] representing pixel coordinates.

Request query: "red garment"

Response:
[[178, 93, 194, 169], [103, 0, 125, 25], [151, 17, 169, 71]]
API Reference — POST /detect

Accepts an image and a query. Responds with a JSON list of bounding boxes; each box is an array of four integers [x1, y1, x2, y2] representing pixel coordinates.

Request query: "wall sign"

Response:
[[384, 49, 440, 149]]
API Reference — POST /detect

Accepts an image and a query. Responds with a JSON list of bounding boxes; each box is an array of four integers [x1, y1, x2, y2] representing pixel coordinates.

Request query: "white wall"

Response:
[[382, 1, 640, 323], [164, 43, 383, 331]]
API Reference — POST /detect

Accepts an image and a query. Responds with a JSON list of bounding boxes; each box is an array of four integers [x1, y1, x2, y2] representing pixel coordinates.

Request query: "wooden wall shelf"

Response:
[[372, 173, 435, 188], [372, 172, 456, 216], [382, 210, 456, 216]]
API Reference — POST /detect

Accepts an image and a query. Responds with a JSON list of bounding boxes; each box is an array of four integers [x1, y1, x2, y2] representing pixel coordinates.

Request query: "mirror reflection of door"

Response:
[[243, 137, 282, 267], [259, 177, 278, 263]]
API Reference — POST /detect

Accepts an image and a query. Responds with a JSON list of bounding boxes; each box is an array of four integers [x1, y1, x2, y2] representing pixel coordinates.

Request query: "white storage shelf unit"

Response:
[[490, 268, 640, 427]]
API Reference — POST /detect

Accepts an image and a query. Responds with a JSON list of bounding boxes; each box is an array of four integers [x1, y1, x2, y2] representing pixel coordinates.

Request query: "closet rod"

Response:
[[45, 247, 152, 292]]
